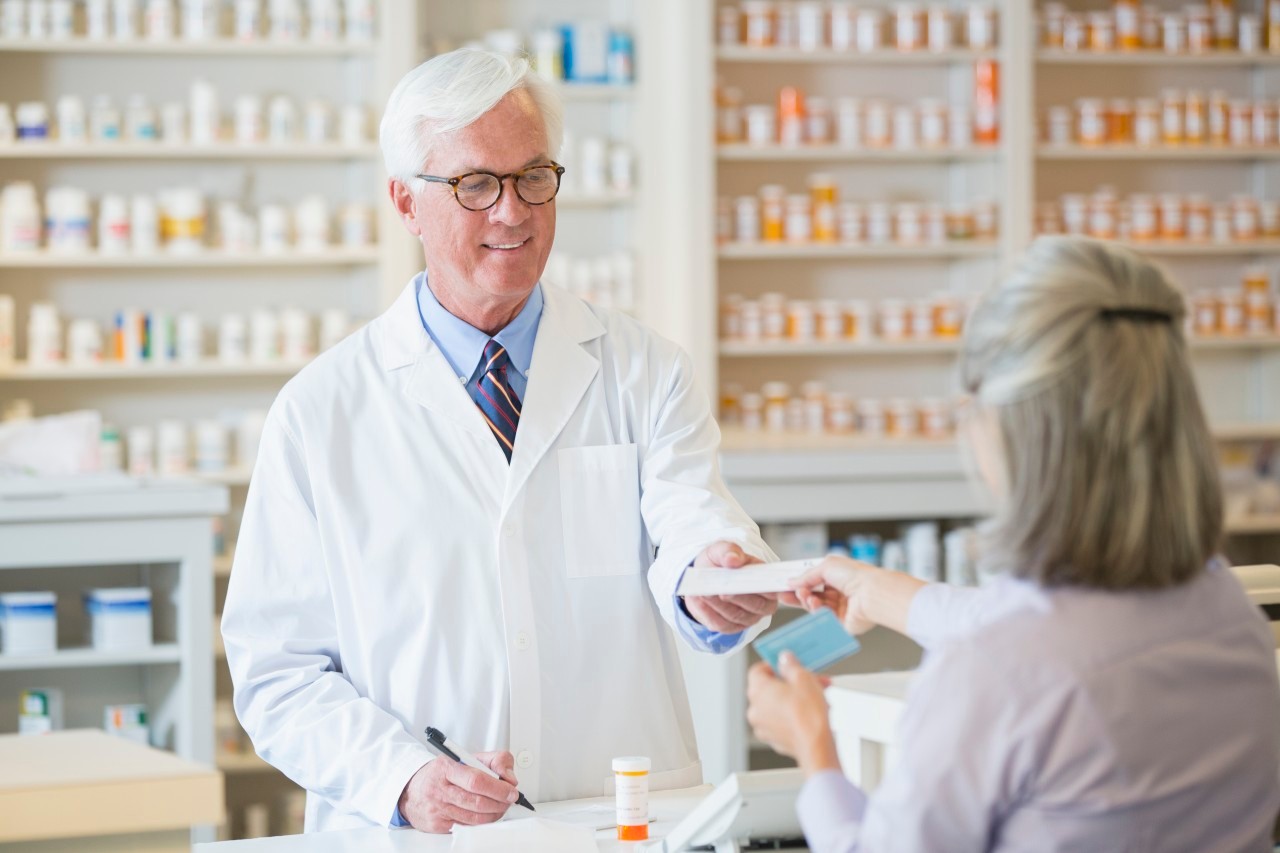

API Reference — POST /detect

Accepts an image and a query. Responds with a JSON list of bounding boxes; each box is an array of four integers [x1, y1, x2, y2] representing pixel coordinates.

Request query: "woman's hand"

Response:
[[746, 652, 840, 776], [790, 555, 928, 636]]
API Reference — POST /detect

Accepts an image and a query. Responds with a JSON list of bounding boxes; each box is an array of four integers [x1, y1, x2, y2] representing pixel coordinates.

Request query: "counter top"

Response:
[[196, 786, 751, 852]]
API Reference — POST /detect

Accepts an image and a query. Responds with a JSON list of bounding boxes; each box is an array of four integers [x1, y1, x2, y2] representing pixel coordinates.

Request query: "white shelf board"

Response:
[[193, 469, 252, 487], [719, 427, 957, 453], [0, 247, 379, 268], [0, 37, 374, 56], [716, 46, 997, 64], [0, 141, 380, 160], [1038, 48, 1280, 66], [0, 360, 310, 380], [1119, 240, 1280, 256], [720, 339, 960, 356], [216, 752, 280, 774], [0, 644, 181, 671], [557, 83, 635, 101], [718, 241, 997, 260], [1213, 423, 1280, 441], [556, 190, 635, 207], [1225, 515, 1280, 535], [719, 144, 1000, 162], [1038, 144, 1280, 161], [1190, 335, 1280, 351]]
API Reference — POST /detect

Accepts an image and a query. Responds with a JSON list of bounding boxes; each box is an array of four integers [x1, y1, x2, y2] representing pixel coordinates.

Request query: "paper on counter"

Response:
[[677, 558, 821, 597], [450, 817, 597, 852]]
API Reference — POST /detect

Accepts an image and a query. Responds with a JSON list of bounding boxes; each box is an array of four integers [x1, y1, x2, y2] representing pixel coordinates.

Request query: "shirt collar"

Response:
[[415, 272, 543, 381]]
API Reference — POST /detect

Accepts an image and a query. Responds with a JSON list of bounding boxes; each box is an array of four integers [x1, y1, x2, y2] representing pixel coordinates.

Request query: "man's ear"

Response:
[[389, 178, 422, 236]]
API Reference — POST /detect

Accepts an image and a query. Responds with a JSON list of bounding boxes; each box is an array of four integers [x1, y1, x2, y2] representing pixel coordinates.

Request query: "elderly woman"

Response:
[[748, 237, 1280, 851]]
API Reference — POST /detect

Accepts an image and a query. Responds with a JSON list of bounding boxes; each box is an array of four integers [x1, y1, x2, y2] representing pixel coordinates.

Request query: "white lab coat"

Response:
[[221, 278, 773, 833]]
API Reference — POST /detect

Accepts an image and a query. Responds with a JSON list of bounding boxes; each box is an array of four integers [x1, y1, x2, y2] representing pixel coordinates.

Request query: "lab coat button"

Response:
[[515, 631, 530, 650], [517, 750, 533, 768]]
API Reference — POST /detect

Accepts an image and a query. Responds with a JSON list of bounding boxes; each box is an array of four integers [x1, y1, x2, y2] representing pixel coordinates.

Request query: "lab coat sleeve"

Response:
[[221, 404, 436, 827], [640, 344, 778, 652]]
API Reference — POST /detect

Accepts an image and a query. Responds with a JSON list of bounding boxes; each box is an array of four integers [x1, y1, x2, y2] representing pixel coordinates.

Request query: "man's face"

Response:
[[395, 90, 557, 312]]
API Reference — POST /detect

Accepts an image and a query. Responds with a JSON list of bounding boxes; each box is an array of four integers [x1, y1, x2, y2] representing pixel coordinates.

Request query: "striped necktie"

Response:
[[471, 340, 521, 462]]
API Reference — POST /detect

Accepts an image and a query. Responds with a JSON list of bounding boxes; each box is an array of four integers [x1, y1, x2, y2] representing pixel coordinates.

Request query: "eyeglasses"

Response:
[[416, 162, 565, 211]]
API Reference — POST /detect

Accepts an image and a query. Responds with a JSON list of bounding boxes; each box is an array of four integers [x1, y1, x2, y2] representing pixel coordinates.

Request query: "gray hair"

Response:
[[960, 236, 1222, 590], [379, 48, 564, 182]]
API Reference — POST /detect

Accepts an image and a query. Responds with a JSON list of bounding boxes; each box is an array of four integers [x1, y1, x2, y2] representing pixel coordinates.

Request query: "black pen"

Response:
[[425, 726, 536, 811]]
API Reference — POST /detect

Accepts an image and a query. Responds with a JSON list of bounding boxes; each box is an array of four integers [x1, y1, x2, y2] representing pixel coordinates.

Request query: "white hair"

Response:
[[959, 236, 1222, 590], [379, 48, 564, 182]]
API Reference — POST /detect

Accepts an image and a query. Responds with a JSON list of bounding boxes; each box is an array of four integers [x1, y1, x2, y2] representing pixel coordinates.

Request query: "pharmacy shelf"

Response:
[[0, 360, 310, 380], [1213, 423, 1280, 441], [720, 339, 960, 356], [0, 247, 379, 268], [216, 752, 279, 775], [719, 428, 957, 453], [718, 241, 997, 260], [0, 37, 374, 56], [0, 141, 380, 160], [0, 644, 182, 672], [557, 83, 635, 101], [556, 190, 635, 208], [1225, 515, 1280, 535], [1038, 145, 1280, 161], [1120, 240, 1280, 257], [719, 144, 1000, 162], [214, 550, 234, 579], [715, 46, 998, 64], [1037, 49, 1280, 66]]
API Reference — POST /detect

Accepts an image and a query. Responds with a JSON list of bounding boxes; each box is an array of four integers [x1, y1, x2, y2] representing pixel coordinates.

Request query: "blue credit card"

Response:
[[753, 608, 860, 672]]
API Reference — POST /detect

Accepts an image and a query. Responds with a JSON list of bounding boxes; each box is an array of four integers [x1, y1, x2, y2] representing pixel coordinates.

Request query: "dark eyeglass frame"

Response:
[[416, 162, 566, 211]]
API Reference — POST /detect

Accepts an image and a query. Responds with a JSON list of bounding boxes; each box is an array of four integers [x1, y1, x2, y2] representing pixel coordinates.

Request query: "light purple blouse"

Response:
[[796, 564, 1280, 852]]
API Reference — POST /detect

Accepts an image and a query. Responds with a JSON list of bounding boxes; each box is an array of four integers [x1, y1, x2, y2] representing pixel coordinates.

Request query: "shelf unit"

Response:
[[718, 241, 997, 259], [1039, 144, 1280, 160], [0, 6, 420, 842], [0, 478, 227, 845]]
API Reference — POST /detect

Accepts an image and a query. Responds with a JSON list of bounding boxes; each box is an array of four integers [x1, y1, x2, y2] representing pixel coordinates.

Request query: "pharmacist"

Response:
[[220, 47, 777, 835]]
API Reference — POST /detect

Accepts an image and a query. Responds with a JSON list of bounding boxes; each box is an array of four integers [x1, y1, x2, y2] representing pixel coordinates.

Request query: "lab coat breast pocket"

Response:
[[558, 444, 643, 579]]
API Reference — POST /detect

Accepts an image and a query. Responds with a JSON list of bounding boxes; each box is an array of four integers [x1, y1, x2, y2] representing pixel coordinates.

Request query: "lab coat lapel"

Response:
[[375, 279, 490, 440], [504, 287, 605, 508]]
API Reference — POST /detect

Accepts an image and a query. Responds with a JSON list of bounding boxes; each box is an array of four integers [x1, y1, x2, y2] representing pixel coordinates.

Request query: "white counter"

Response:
[[195, 786, 802, 852]]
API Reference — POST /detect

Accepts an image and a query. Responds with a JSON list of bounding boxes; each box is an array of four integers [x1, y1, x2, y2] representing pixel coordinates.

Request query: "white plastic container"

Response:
[[234, 0, 262, 39], [27, 302, 62, 365], [1, 182, 43, 251], [15, 102, 49, 140], [176, 312, 202, 361], [307, 0, 340, 42], [45, 187, 91, 253], [304, 99, 333, 143], [181, 0, 218, 39], [156, 419, 188, 474], [267, 95, 297, 143], [249, 308, 279, 362], [258, 204, 290, 252], [195, 419, 229, 471], [233, 95, 263, 143], [293, 195, 329, 249], [85, 0, 110, 38], [84, 588, 153, 650], [98, 193, 131, 253], [89, 95, 121, 142], [219, 313, 248, 361], [279, 308, 313, 360], [341, 0, 373, 41], [189, 78, 219, 144], [339, 104, 366, 145], [144, 0, 174, 39], [126, 425, 154, 475], [319, 307, 349, 350], [339, 203, 372, 246], [130, 194, 159, 254], [55, 95, 87, 142], [0, 294, 14, 366], [269, 0, 303, 41], [66, 318, 103, 364], [612, 756, 650, 842], [0, 592, 57, 656]]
